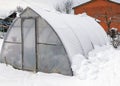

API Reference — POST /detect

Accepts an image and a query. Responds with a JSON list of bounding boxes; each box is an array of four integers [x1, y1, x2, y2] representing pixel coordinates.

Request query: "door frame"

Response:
[[21, 17, 38, 72]]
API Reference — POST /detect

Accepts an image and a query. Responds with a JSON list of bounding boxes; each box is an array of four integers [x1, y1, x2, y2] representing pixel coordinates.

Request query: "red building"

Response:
[[73, 0, 120, 32]]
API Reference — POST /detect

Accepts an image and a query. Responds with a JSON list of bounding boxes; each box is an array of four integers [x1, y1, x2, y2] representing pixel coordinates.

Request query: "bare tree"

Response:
[[93, 7, 120, 34], [9, 6, 24, 16], [64, 0, 73, 14], [93, 8, 120, 48], [55, 4, 63, 13], [16, 6, 24, 13], [55, 0, 73, 14]]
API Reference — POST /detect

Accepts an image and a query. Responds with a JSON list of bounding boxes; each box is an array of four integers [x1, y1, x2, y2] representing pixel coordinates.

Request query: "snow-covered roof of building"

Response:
[[110, 0, 120, 4], [73, 0, 91, 7], [20, 7, 108, 59], [73, 0, 120, 8]]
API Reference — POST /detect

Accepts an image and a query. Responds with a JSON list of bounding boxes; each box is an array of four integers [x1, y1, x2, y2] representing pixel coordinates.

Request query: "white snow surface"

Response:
[[110, 0, 120, 3], [73, 0, 91, 7], [0, 38, 120, 86]]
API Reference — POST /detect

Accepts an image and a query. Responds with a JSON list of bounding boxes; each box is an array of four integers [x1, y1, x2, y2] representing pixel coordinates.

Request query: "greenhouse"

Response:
[[0, 7, 108, 76]]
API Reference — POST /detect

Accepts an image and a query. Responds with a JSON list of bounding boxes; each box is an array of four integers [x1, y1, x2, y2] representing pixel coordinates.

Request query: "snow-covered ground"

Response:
[[0, 39, 120, 86]]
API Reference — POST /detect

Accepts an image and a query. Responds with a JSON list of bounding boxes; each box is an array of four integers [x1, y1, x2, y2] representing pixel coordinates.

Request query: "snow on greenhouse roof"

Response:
[[20, 7, 108, 60], [32, 7, 108, 57]]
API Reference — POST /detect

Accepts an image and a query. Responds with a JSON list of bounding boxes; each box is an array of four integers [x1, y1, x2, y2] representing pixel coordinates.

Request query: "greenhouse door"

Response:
[[22, 18, 36, 71]]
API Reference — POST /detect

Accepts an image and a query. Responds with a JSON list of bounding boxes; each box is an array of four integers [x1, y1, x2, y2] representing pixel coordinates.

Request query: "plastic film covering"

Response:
[[1, 43, 22, 69], [38, 11, 85, 59], [63, 15, 94, 56], [38, 44, 72, 75], [37, 17, 72, 75], [22, 19, 36, 70], [0, 18, 22, 69], [36, 8, 108, 59], [20, 7, 39, 18], [37, 17, 61, 45], [5, 18, 21, 42]]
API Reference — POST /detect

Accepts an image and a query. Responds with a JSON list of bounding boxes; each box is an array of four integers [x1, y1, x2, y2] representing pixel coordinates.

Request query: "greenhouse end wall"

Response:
[[0, 8, 73, 76]]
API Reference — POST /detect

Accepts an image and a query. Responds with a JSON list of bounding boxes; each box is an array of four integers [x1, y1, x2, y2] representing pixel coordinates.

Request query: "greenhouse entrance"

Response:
[[22, 18, 37, 71]]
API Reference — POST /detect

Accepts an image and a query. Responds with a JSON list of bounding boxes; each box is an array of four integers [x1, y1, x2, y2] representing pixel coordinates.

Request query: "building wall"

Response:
[[74, 0, 120, 32]]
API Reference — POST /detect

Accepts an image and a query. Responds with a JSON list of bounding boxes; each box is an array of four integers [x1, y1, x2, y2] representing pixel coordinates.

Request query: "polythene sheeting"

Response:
[[0, 18, 22, 68], [34, 8, 108, 60]]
